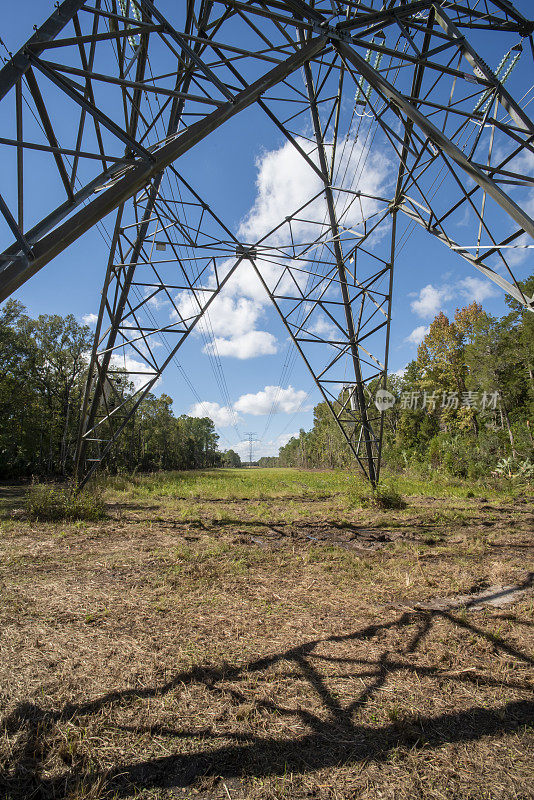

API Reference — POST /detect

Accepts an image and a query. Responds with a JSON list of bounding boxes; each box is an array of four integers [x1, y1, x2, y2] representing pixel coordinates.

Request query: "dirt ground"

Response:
[[0, 472, 533, 800]]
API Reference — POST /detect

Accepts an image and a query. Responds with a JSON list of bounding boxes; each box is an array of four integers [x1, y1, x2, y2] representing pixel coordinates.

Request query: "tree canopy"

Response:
[[0, 302, 222, 478], [276, 277, 533, 479]]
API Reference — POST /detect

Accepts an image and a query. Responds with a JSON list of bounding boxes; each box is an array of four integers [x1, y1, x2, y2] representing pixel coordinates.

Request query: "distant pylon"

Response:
[[244, 433, 259, 466]]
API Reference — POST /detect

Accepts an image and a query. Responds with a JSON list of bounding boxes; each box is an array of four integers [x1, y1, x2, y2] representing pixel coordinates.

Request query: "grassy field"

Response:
[[0, 468, 533, 800]]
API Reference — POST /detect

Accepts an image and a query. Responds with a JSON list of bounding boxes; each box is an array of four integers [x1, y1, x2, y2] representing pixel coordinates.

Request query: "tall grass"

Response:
[[99, 467, 362, 501], [97, 465, 516, 504], [26, 484, 106, 521], [353, 483, 407, 510]]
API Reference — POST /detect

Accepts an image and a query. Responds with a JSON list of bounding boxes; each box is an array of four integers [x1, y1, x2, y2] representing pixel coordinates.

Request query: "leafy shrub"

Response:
[[26, 484, 106, 521], [350, 483, 407, 510], [493, 456, 534, 481], [425, 430, 509, 481]]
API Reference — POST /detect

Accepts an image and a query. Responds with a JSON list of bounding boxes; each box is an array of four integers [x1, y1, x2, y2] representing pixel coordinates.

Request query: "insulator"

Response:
[[475, 50, 521, 117], [119, 0, 141, 49], [354, 45, 373, 106]]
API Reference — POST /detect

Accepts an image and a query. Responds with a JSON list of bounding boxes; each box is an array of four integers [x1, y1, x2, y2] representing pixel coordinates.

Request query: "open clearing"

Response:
[[0, 468, 533, 800]]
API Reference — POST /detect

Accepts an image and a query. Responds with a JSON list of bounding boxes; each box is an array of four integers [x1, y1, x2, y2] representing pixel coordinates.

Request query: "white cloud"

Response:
[[459, 276, 498, 303], [146, 293, 169, 311], [168, 135, 390, 361], [405, 325, 430, 346], [409, 276, 500, 323], [175, 292, 265, 338], [82, 313, 98, 327], [173, 278, 276, 359], [307, 315, 338, 340], [231, 135, 390, 306], [203, 331, 277, 360], [410, 284, 453, 317], [189, 385, 309, 442], [209, 295, 264, 337], [273, 431, 299, 450], [239, 139, 324, 243], [233, 431, 300, 461], [239, 136, 390, 246], [108, 354, 158, 391], [188, 401, 238, 427], [234, 384, 310, 416]]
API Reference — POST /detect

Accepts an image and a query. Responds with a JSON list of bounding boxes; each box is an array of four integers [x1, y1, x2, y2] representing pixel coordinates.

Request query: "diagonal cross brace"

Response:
[[0, 0, 87, 102], [432, 6, 534, 135], [399, 199, 534, 310], [334, 39, 534, 309], [0, 35, 327, 303], [300, 37, 378, 485], [76, 250, 250, 489]]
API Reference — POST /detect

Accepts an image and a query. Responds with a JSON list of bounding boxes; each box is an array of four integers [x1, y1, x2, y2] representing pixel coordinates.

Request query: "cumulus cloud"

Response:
[[459, 276, 498, 303], [108, 354, 158, 391], [409, 275, 501, 325], [188, 401, 239, 427], [80, 350, 156, 395], [203, 331, 277, 359], [231, 135, 390, 305], [405, 325, 430, 346], [239, 139, 324, 243], [234, 385, 310, 416], [168, 135, 390, 360], [233, 431, 299, 461], [410, 284, 453, 317], [173, 279, 277, 359], [82, 313, 98, 327], [146, 293, 169, 311], [238, 135, 389, 246], [307, 315, 338, 340], [189, 385, 309, 436], [175, 292, 265, 338]]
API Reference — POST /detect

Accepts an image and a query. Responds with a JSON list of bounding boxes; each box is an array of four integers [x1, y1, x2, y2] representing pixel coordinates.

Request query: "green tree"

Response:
[[29, 313, 92, 474], [222, 449, 241, 467]]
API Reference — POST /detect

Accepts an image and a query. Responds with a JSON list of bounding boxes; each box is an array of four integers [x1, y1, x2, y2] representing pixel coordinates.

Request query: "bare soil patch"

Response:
[[0, 473, 533, 800]]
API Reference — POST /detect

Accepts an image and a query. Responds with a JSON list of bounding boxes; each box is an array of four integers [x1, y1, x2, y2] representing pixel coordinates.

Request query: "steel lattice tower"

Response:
[[0, 0, 533, 487]]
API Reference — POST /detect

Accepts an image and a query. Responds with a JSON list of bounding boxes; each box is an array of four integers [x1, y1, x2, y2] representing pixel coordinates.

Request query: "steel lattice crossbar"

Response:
[[0, 0, 533, 486]]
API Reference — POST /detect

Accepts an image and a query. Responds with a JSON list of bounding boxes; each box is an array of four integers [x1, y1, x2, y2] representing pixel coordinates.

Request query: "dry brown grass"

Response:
[[0, 472, 533, 800]]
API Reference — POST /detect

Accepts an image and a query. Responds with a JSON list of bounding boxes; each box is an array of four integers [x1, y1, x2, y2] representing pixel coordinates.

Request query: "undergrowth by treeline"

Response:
[[0, 301, 241, 478], [265, 276, 533, 481], [25, 484, 106, 521]]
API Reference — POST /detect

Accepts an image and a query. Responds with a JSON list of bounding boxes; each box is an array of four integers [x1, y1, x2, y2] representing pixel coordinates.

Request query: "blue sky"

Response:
[[1, 2, 532, 460]]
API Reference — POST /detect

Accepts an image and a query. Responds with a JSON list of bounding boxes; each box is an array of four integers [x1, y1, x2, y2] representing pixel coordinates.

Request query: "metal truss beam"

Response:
[[334, 40, 534, 240], [0, 0, 86, 102], [300, 34, 378, 484], [0, 34, 326, 302], [0, 0, 533, 487]]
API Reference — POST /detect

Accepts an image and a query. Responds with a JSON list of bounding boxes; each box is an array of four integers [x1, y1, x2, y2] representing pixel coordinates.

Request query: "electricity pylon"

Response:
[[244, 433, 259, 466], [0, 1, 532, 488]]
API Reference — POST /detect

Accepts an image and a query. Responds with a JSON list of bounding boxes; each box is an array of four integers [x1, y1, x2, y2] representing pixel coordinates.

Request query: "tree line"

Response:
[[0, 300, 241, 478], [3, 276, 532, 481], [272, 275, 533, 479]]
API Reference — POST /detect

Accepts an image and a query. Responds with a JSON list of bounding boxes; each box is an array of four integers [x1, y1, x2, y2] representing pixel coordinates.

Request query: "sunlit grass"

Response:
[[98, 466, 513, 505], [26, 484, 106, 521], [100, 467, 360, 501], [3, 463, 532, 800]]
